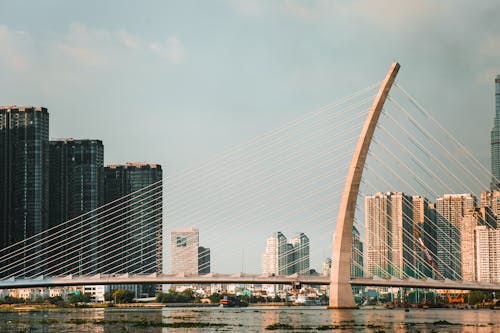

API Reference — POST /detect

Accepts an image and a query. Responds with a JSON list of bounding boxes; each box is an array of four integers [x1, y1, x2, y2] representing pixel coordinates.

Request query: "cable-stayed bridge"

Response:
[[1, 62, 499, 308]]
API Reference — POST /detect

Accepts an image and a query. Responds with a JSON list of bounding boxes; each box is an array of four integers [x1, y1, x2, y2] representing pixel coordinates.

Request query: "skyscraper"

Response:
[[435, 194, 475, 279], [475, 226, 500, 283], [49, 139, 104, 228], [365, 192, 415, 278], [412, 196, 437, 278], [262, 232, 310, 275], [103, 163, 163, 275], [48, 139, 104, 275], [491, 75, 500, 190], [460, 209, 482, 281], [289, 233, 310, 274], [0, 106, 49, 276], [262, 232, 288, 275]]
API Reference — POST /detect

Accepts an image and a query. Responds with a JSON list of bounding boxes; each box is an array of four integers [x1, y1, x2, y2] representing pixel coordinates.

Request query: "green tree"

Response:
[[111, 289, 135, 304]]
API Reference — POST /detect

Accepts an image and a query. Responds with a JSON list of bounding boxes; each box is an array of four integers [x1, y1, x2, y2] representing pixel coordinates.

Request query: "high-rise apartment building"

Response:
[[480, 190, 500, 227], [262, 232, 289, 275], [48, 139, 104, 275], [460, 209, 483, 281], [103, 163, 163, 275], [475, 226, 500, 283], [435, 194, 475, 279], [365, 192, 415, 278], [411, 196, 437, 278], [0, 106, 49, 276], [289, 233, 310, 274], [49, 139, 104, 227], [490, 75, 500, 190], [262, 232, 310, 275]]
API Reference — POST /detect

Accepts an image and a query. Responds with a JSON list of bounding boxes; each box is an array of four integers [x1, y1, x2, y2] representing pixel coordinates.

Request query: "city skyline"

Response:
[[1, 1, 500, 276]]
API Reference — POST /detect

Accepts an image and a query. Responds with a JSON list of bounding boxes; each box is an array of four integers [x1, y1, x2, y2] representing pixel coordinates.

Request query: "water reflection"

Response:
[[0, 307, 498, 332]]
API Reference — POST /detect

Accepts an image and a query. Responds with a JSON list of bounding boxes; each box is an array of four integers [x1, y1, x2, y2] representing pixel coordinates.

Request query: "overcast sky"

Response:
[[1, 0, 499, 273]]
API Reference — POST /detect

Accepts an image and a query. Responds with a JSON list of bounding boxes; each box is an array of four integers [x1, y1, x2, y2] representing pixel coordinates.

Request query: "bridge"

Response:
[[2, 274, 500, 292], [1, 62, 499, 308]]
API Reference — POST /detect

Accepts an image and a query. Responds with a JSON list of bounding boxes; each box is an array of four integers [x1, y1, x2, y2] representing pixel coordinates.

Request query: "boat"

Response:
[[219, 296, 248, 308]]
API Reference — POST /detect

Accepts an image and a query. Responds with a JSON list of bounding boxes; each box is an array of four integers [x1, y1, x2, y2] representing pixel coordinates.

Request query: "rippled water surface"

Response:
[[0, 307, 499, 332]]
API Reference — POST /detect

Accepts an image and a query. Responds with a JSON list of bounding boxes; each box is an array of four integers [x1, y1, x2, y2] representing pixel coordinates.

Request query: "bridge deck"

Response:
[[1, 274, 499, 291]]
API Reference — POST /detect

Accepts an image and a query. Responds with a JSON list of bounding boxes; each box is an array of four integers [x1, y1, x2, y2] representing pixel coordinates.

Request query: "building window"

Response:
[[176, 236, 187, 247]]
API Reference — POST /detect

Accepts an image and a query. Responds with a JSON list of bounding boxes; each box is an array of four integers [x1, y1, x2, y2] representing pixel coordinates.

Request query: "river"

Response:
[[0, 307, 498, 332]]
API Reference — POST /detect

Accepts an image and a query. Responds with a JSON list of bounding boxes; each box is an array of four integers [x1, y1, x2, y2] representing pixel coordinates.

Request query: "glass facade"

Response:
[[48, 139, 104, 274], [103, 163, 163, 276], [0, 106, 49, 277]]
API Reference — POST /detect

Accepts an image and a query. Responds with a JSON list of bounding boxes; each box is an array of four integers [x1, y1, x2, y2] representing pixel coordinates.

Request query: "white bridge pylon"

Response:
[[329, 62, 400, 308]]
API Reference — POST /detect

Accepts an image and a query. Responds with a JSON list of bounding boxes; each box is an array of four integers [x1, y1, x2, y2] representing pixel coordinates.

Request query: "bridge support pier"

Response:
[[329, 62, 400, 309]]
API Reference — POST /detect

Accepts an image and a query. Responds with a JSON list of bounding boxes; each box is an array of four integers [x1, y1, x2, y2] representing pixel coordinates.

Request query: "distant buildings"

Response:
[[170, 228, 211, 275], [262, 232, 310, 275]]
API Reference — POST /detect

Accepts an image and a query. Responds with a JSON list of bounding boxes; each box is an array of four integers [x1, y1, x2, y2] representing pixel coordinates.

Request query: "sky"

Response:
[[1, 0, 500, 273]]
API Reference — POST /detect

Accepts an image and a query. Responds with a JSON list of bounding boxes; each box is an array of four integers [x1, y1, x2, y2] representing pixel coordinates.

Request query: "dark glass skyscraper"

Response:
[[0, 106, 49, 277], [0, 106, 49, 249], [48, 138, 104, 274], [103, 163, 162, 295], [491, 75, 500, 189], [49, 139, 104, 227]]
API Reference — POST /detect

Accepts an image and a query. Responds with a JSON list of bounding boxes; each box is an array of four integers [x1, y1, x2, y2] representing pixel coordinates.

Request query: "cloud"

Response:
[[0, 25, 30, 70], [148, 37, 186, 64], [58, 23, 186, 67]]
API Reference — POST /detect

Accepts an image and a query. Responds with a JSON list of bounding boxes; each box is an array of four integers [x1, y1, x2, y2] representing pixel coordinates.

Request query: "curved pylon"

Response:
[[329, 62, 400, 308]]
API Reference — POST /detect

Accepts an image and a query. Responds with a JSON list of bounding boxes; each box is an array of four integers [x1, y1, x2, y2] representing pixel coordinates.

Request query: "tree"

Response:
[[111, 289, 135, 304]]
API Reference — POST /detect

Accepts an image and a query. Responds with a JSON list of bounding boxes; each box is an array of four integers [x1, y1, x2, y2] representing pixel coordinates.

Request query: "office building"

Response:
[[170, 228, 210, 274], [103, 163, 162, 297], [435, 194, 475, 279], [365, 192, 415, 278], [490, 75, 500, 190], [198, 246, 211, 274], [0, 106, 49, 276]]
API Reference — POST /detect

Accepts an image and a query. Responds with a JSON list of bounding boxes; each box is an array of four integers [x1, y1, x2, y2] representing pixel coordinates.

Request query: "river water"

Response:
[[0, 307, 498, 332]]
